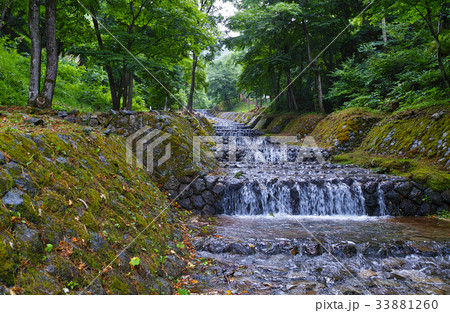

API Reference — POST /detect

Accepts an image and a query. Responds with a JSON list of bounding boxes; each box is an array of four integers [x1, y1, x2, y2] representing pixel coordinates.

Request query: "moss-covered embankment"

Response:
[[0, 109, 215, 294]]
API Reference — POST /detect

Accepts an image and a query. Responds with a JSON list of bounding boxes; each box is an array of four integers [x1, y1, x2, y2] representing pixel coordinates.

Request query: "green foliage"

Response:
[[177, 288, 190, 295], [45, 244, 53, 252], [435, 209, 450, 219], [129, 256, 141, 268], [207, 54, 240, 109], [0, 46, 29, 105], [327, 36, 449, 111], [0, 47, 110, 111], [67, 280, 80, 290]]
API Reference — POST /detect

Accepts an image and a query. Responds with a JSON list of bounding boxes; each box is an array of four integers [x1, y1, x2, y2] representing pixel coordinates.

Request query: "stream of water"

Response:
[[188, 110, 450, 295]]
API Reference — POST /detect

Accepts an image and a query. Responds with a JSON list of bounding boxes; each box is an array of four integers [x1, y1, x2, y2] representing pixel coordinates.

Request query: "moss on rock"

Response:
[[0, 112, 199, 294], [361, 106, 450, 169], [281, 113, 325, 138], [310, 108, 385, 152]]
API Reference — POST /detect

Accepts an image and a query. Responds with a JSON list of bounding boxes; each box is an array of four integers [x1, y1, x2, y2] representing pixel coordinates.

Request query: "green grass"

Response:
[[229, 102, 255, 112], [333, 152, 450, 191]]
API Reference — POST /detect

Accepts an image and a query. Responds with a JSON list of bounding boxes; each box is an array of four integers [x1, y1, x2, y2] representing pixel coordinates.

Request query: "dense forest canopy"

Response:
[[0, 0, 448, 113]]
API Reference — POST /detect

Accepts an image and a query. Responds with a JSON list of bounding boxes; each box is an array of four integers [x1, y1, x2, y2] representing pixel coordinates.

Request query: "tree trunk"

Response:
[[434, 37, 449, 88], [302, 19, 325, 114], [0, 0, 12, 30], [381, 17, 387, 44], [127, 72, 133, 110], [187, 52, 197, 112], [417, 6, 449, 88], [164, 96, 169, 111], [91, 15, 120, 110], [316, 71, 323, 112], [39, 0, 57, 109], [28, 0, 41, 107], [286, 69, 298, 111], [122, 71, 128, 110]]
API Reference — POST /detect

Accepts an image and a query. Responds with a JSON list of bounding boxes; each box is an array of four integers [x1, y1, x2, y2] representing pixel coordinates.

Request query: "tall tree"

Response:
[[27, 0, 58, 109], [39, 0, 57, 108], [187, 0, 218, 112], [369, 0, 449, 87], [27, 0, 41, 106], [0, 0, 14, 30]]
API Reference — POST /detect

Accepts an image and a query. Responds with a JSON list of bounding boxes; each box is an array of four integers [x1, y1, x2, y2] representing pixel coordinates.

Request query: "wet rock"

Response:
[[392, 270, 444, 285], [442, 190, 450, 204], [411, 244, 438, 257], [192, 179, 206, 193], [3, 162, 37, 196], [24, 118, 45, 126], [0, 152, 5, 165], [387, 242, 414, 257], [178, 184, 193, 197], [15, 224, 43, 261], [163, 177, 180, 191], [424, 188, 443, 206], [88, 118, 99, 127], [178, 198, 193, 210], [163, 255, 186, 278], [363, 192, 379, 214], [302, 242, 324, 256], [381, 258, 406, 271], [156, 277, 173, 295], [431, 111, 445, 120], [179, 176, 194, 184], [86, 279, 106, 295], [120, 110, 137, 115], [399, 198, 417, 216], [408, 187, 423, 204], [2, 188, 24, 209], [201, 190, 215, 205], [192, 195, 205, 209], [362, 243, 388, 258], [411, 181, 425, 191], [204, 176, 218, 189], [207, 239, 230, 254], [384, 190, 401, 206], [332, 242, 357, 258], [90, 232, 108, 252], [202, 204, 216, 215], [395, 182, 413, 196], [417, 202, 434, 216], [229, 242, 255, 255], [212, 182, 225, 195], [286, 281, 324, 295], [359, 270, 378, 278], [364, 181, 378, 194], [330, 285, 364, 295]]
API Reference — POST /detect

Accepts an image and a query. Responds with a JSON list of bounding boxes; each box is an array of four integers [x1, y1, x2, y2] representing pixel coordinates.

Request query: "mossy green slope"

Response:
[[310, 108, 385, 152], [361, 107, 450, 170], [281, 114, 325, 138], [0, 117, 195, 294]]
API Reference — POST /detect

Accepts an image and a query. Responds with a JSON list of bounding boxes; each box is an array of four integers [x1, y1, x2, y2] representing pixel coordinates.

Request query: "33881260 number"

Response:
[[375, 300, 438, 310]]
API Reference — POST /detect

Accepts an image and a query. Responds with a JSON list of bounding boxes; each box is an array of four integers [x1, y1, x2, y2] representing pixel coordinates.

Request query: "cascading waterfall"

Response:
[[221, 180, 368, 216], [199, 110, 389, 217]]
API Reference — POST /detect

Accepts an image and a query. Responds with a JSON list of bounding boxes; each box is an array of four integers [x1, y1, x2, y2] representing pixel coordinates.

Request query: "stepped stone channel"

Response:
[[178, 111, 450, 295], [170, 110, 447, 217]]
